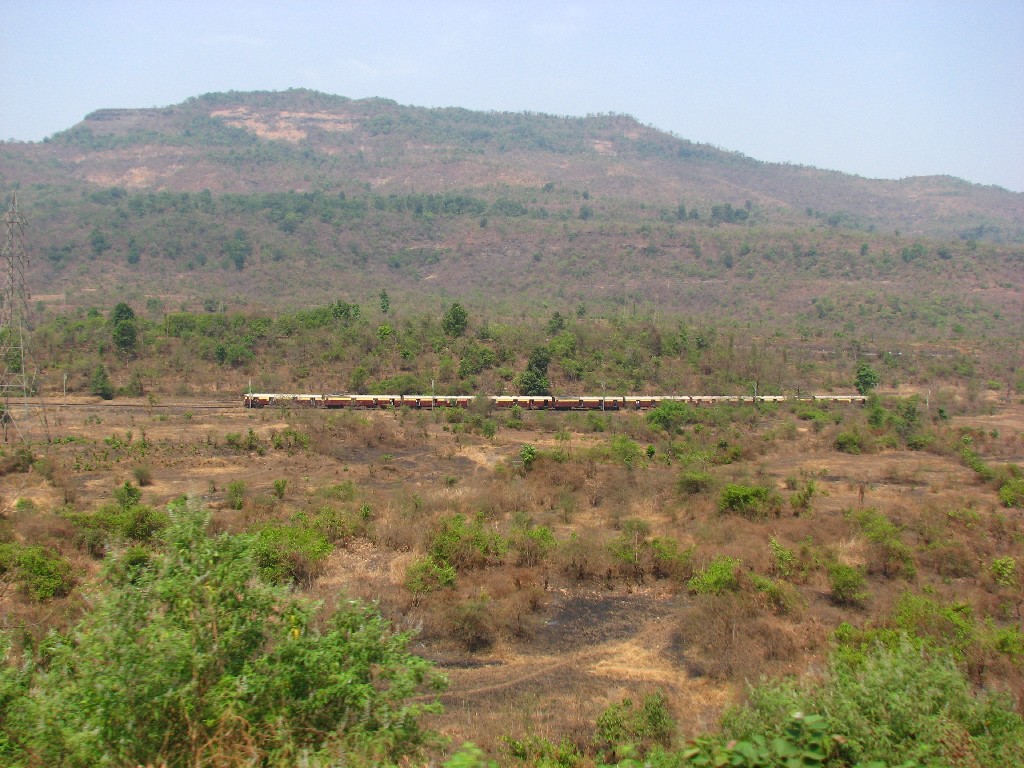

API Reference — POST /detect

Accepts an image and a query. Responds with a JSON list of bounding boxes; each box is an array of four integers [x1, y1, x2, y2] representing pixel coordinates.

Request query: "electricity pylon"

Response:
[[0, 192, 44, 442]]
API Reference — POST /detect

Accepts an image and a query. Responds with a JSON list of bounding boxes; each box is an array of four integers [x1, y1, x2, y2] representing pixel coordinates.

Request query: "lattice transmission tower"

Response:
[[0, 192, 42, 441]]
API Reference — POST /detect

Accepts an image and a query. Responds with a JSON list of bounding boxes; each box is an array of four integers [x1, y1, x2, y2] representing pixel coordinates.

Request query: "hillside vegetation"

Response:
[[0, 90, 1022, 766], [0, 89, 1021, 326]]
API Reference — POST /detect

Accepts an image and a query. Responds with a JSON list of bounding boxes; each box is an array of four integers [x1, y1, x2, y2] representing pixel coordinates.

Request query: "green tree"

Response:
[[90, 365, 114, 400], [546, 311, 566, 335], [442, 302, 468, 337], [516, 346, 551, 395], [380, 289, 391, 314], [1, 502, 445, 766], [111, 318, 137, 358], [515, 368, 549, 396], [854, 362, 880, 395], [526, 346, 550, 377], [110, 302, 135, 324], [224, 228, 252, 271], [89, 227, 111, 256]]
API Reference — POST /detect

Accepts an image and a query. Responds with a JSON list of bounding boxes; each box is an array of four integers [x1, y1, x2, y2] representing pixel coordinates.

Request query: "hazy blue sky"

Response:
[[2, 1, 1022, 191]]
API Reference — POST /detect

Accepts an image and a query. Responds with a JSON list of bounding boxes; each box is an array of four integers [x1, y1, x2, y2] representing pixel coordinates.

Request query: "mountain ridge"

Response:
[[2, 89, 1019, 242]]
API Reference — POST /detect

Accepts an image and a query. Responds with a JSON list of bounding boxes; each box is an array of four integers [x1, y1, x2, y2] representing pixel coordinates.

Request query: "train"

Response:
[[242, 392, 866, 410]]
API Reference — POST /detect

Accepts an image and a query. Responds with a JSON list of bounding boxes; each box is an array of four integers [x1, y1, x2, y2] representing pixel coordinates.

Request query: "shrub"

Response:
[[131, 464, 153, 486], [677, 470, 713, 496], [650, 537, 695, 583], [66, 501, 169, 551], [313, 505, 370, 544], [750, 574, 801, 615], [0, 446, 35, 475], [890, 592, 976, 658], [225, 480, 246, 510], [923, 542, 975, 579], [827, 562, 868, 606], [645, 400, 697, 433], [720, 637, 1024, 768], [991, 626, 1024, 663], [501, 735, 580, 767], [511, 523, 556, 568], [519, 444, 538, 470], [854, 362, 880, 395], [447, 597, 494, 652], [404, 556, 456, 603], [609, 434, 642, 468], [118, 505, 169, 542], [251, 523, 332, 585], [557, 532, 611, 583], [272, 478, 288, 499], [0, 503, 444, 766], [905, 432, 933, 450], [990, 556, 1017, 587], [998, 477, 1024, 507], [768, 537, 796, 578], [271, 428, 309, 452], [961, 447, 995, 482], [113, 481, 142, 509], [224, 428, 262, 453], [718, 484, 781, 519], [849, 507, 916, 579], [0, 543, 74, 600], [688, 556, 741, 595], [319, 480, 357, 501], [594, 692, 675, 760], [790, 479, 818, 514], [608, 519, 652, 582], [834, 429, 864, 454], [795, 405, 833, 425], [429, 513, 508, 571]]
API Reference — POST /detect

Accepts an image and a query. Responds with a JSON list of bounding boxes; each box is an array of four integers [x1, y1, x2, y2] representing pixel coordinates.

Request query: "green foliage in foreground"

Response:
[[449, 638, 1024, 767], [0, 501, 445, 767], [715, 637, 1024, 768]]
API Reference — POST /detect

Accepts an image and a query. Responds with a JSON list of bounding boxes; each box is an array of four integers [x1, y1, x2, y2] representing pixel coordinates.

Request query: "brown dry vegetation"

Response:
[[2, 393, 1022, 759], [1, 89, 1023, 764]]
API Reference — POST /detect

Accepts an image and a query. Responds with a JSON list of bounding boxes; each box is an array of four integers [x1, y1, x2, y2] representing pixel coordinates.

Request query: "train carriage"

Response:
[[626, 396, 661, 409], [580, 396, 618, 410], [246, 391, 867, 411]]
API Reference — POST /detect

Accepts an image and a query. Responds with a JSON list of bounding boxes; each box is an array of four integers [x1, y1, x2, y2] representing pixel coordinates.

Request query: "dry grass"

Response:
[[1, 395, 1021, 759]]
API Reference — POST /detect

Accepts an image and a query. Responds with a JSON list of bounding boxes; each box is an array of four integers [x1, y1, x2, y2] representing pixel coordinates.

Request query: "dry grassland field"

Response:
[[2, 390, 1022, 759]]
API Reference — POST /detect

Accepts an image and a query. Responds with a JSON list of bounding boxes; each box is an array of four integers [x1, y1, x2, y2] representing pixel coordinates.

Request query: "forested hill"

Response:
[[0, 89, 1022, 326], [4, 89, 1022, 239]]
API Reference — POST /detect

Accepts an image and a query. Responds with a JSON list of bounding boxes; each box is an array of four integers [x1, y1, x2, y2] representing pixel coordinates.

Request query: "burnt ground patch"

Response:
[[535, 592, 673, 653]]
